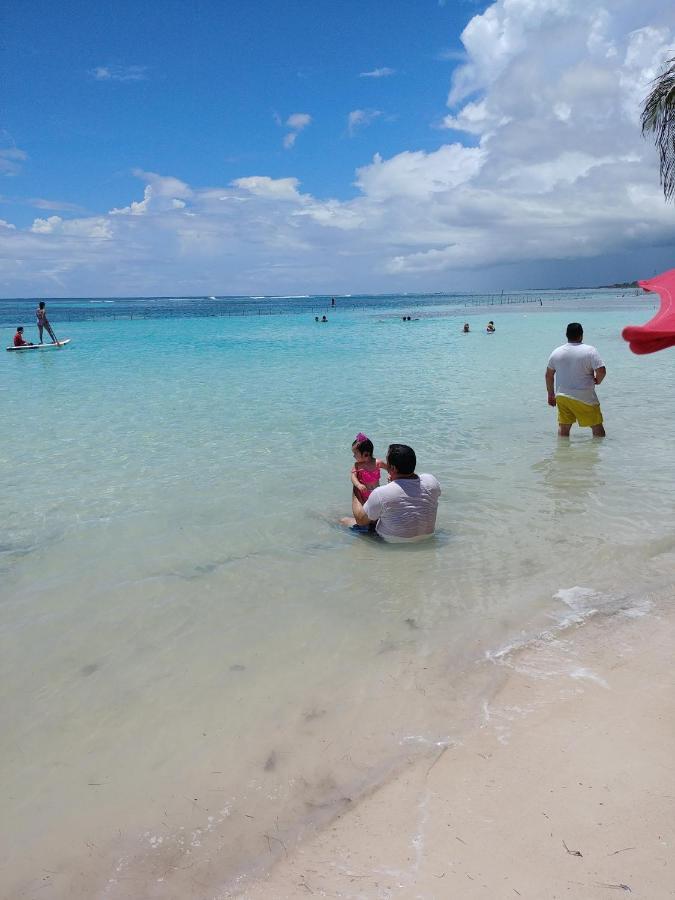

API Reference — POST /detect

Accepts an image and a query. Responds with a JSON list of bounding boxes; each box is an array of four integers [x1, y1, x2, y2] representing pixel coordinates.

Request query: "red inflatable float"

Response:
[[622, 269, 675, 355]]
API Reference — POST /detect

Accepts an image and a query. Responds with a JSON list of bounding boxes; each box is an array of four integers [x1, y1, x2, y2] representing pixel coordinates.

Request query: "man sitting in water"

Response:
[[341, 444, 441, 542], [13, 327, 33, 347]]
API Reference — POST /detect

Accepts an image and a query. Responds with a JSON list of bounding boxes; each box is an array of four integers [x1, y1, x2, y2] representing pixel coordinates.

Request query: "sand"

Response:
[[239, 602, 675, 899]]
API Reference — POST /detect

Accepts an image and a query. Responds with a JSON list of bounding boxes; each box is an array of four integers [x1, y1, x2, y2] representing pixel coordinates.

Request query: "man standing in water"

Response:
[[36, 301, 57, 344], [546, 322, 606, 437], [342, 444, 441, 541]]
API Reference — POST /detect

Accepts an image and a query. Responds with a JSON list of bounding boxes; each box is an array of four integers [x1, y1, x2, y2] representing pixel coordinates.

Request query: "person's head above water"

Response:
[[38, 301, 45, 309], [352, 433, 374, 460], [386, 443, 416, 476], [16, 326, 23, 332], [566, 322, 583, 342]]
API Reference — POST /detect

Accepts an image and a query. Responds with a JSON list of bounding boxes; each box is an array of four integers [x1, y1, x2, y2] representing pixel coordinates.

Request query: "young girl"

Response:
[[350, 433, 385, 502]]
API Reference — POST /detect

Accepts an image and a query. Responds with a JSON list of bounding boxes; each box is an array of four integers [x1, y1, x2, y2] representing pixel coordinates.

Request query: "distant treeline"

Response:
[[599, 281, 640, 289]]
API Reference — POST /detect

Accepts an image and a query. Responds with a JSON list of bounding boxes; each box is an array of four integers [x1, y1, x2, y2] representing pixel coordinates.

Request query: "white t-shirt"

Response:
[[547, 342, 604, 406], [363, 474, 441, 542]]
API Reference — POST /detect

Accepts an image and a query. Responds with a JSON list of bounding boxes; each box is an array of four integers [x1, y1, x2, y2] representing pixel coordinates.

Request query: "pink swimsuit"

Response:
[[355, 467, 380, 501]]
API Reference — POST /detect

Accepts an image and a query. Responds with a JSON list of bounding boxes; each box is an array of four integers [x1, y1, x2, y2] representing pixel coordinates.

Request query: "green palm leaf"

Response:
[[642, 57, 675, 202]]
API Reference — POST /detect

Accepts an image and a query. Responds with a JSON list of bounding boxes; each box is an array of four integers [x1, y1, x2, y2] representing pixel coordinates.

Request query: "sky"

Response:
[[1, 0, 675, 296]]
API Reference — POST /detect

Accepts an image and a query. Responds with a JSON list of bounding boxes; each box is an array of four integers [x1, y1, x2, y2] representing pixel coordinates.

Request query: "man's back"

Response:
[[547, 342, 603, 406], [364, 474, 441, 542]]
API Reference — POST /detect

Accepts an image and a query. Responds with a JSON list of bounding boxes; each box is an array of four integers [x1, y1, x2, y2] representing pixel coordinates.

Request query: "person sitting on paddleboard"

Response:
[[13, 327, 33, 347], [36, 301, 57, 344]]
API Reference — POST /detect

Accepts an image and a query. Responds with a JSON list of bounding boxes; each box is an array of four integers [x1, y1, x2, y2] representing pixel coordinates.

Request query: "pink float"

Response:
[[622, 269, 675, 354]]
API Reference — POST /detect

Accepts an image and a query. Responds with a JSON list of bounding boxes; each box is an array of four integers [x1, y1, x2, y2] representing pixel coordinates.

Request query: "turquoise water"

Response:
[[2, 292, 674, 896]]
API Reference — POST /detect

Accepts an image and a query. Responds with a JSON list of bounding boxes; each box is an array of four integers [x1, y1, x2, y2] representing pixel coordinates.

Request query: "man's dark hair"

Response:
[[566, 322, 583, 341], [387, 444, 416, 475], [352, 436, 374, 457], [17, 326, 23, 331]]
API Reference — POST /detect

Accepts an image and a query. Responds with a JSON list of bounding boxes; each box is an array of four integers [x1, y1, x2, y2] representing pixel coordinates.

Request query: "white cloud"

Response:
[[347, 109, 382, 136], [436, 48, 466, 62], [281, 112, 312, 149], [31, 215, 112, 238], [286, 113, 311, 130], [441, 99, 505, 135], [232, 176, 303, 201], [355, 144, 486, 201], [359, 67, 395, 78], [0, 147, 27, 176], [553, 102, 572, 122], [110, 171, 193, 215], [90, 65, 148, 82], [620, 26, 674, 122], [2, 1, 675, 295], [29, 198, 84, 212], [31, 216, 63, 234]]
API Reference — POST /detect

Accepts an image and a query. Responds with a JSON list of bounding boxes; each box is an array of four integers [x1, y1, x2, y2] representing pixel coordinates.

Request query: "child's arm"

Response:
[[350, 467, 363, 491], [375, 458, 389, 471]]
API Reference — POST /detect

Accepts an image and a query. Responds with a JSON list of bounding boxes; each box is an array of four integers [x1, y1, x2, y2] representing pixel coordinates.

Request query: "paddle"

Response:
[[46, 321, 61, 346]]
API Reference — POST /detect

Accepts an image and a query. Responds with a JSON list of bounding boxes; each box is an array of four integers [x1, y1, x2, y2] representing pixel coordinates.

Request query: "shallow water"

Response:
[[2, 291, 674, 897]]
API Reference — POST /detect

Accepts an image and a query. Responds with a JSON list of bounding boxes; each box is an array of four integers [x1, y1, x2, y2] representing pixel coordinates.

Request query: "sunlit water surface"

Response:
[[2, 292, 674, 897]]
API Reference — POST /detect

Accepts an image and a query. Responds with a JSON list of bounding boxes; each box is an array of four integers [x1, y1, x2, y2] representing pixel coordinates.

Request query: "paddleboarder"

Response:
[[36, 301, 57, 344]]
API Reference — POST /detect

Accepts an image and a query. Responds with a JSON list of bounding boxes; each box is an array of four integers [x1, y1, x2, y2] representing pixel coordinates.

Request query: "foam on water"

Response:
[[2, 292, 674, 895]]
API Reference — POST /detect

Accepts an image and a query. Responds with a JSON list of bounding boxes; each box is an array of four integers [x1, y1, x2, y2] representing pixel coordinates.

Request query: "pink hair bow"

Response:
[[355, 432, 369, 443]]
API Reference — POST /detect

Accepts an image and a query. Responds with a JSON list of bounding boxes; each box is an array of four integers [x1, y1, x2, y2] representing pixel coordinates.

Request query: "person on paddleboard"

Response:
[[36, 301, 57, 344], [13, 327, 33, 347]]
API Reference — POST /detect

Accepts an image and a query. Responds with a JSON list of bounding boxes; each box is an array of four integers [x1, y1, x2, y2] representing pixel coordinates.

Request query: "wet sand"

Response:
[[240, 600, 675, 899]]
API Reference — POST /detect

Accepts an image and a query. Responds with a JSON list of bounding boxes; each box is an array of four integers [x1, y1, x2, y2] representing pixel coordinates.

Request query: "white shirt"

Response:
[[364, 474, 441, 542], [547, 342, 604, 406]]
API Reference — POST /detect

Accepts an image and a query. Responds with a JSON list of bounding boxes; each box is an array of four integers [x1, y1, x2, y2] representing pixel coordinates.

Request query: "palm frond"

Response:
[[642, 57, 675, 202]]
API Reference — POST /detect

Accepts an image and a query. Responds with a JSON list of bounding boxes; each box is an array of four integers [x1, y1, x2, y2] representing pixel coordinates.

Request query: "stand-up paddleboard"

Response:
[[6, 339, 71, 352]]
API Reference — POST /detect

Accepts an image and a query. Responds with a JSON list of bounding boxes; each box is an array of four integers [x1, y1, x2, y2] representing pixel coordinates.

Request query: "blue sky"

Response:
[[4, 0, 476, 219], [2, 0, 675, 296]]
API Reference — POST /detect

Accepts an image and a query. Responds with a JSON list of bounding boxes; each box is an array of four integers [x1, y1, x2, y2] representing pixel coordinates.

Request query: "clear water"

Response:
[[2, 290, 673, 897]]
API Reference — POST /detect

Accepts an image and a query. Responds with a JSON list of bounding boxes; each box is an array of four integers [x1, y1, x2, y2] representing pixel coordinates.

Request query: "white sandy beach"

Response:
[[240, 600, 675, 899]]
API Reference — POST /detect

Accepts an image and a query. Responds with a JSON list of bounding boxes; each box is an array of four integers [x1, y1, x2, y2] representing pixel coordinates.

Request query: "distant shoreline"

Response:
[[0, 285, 643, 302]]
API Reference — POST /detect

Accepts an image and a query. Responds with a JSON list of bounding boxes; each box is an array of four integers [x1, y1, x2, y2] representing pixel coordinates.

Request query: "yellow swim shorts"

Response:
[[556, 395, 603, 427]]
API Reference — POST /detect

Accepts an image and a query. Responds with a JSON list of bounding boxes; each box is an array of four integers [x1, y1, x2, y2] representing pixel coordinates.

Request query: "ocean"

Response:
[[1, 289, 673, 898]]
